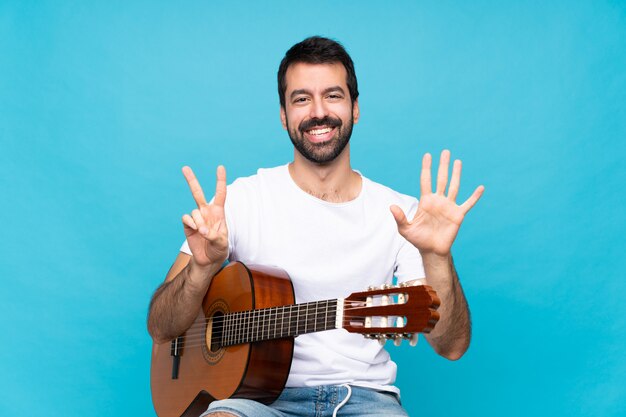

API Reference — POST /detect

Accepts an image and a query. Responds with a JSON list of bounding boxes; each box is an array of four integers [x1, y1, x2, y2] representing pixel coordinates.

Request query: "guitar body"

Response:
[[151, 262, 295, 417]]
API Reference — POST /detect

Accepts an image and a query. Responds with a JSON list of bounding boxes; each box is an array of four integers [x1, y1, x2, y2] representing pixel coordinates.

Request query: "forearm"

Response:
[[147, 259, 221, 343], [421, 253, 471, 360]]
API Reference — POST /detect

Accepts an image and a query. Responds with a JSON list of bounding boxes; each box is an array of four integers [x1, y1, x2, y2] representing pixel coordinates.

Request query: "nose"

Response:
[[309, 98, 328, 120]]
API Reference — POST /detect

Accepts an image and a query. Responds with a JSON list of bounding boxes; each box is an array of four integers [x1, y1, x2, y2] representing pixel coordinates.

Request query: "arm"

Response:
[[147, 253, 222, 343], [408, 253, 471, 360], [147, 166, 229, 344], [391, 150, 483, 360]]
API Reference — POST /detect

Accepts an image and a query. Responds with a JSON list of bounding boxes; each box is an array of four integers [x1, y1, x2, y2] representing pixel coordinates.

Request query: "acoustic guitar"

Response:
[[150, 262, 440, 417]]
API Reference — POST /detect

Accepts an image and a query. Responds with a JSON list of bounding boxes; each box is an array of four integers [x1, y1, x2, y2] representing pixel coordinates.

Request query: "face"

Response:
[[280, 62, 360, 164]]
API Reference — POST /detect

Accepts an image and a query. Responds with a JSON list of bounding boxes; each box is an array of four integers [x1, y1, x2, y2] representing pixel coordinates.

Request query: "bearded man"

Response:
[[148, 36, 484, 417]]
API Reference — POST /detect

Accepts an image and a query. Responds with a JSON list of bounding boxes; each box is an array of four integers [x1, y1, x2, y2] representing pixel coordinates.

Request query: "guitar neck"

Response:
[[218, 299, 340, 347]]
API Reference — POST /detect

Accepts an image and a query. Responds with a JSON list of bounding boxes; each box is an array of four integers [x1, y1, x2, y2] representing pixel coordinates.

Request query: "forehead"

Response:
[[284, 62, 348, 93]]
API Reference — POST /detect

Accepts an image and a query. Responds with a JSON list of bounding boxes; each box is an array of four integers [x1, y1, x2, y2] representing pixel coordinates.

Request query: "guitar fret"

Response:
[[236, 311, 241, 345], [238, 311, 243, 344], [253, 310, 258, 343], [295, 305, 300, 336], [261, 308, 266, 341], [264, 308, 268, 341], [304, 304, 309, 334], [272, 307, 278, 339], [246, 310, 251, 344]]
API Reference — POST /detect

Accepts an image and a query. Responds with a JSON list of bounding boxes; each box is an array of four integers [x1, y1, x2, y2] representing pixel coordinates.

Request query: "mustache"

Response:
[[299, 116, 342, 132]]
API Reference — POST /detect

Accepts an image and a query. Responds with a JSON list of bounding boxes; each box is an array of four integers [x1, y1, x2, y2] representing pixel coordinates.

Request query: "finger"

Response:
[[213, 165, 227, 207], [182, 214, 197, 230], [207, 220, 222, 239], [390, 205, 410, 230], [191, 209, 209, 236], [420, 153, 432, 195], [435, 150, 450, 195], [182, 166, 208, 208], [460, 185, 485, 214], [447, 160, 462, 202]]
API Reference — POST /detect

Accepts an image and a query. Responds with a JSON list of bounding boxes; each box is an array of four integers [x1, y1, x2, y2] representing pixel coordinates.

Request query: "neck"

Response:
[[219, 299, 339, 347], [289, 145, 361, 203]]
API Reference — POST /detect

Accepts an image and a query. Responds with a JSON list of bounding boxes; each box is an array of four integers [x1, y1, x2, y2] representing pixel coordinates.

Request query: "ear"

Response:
[[352, 98, 360, 124], [280, 106, 288, 130]]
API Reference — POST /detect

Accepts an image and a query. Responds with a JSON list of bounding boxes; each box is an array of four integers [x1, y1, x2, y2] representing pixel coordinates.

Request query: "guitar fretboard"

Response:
[[218, 299, 338, 347]]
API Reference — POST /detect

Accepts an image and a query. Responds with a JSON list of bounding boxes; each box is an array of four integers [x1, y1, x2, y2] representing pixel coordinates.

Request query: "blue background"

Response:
[[1, 1, 625, 416]]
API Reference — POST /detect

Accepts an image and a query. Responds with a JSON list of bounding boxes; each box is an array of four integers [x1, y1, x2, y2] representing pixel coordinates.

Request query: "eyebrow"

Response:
[[290, 86, 346, 100]]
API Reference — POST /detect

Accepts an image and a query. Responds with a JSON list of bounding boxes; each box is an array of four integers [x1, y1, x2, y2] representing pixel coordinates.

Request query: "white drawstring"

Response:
[[332, 384, 352, 417]]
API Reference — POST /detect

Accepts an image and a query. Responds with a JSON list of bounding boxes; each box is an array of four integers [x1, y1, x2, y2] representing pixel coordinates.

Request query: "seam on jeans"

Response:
[[203, 406, 248, 417]]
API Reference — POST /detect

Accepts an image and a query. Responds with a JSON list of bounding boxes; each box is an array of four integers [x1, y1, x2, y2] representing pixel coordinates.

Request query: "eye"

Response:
[[293, 97, 309, 104], [327, 94, 343, 100]]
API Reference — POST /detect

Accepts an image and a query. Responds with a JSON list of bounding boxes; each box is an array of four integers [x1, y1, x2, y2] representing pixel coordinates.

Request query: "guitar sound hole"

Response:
[[210, 311, 224, 352]]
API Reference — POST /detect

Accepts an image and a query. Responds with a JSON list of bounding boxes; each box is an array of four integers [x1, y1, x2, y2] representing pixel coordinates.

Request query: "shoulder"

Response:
[[362, 175, 419, 212], [225, 165, 289, 206]]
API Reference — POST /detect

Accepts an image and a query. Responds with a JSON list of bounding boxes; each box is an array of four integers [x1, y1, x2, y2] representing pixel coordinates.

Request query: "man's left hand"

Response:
[[390, 150, 484, 256]]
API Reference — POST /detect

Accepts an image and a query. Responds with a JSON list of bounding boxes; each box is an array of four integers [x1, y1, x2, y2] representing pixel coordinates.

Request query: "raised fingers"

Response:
[[191, 208, 209, 235], [460, 185, 485, 214], [182, 166, 208, 208], [447, 159, 462, 201], [214, 165, 227, 207], [182, 213, 197, 230], [436, 150, 450, 195], [420, 153, 433, 195]]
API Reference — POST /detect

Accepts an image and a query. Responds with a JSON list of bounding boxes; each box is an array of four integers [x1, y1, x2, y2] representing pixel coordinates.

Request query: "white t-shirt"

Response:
[[181, 164, 425, 394]]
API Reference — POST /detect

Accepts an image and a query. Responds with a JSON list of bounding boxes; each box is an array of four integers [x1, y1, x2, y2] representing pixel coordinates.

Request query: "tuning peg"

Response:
[[409, 333, 419, 347], [378, 334, 391, 346], [393, 335, 402, 346]]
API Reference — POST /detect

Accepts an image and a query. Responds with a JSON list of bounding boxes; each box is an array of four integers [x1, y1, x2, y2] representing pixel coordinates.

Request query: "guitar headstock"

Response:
[[341, 283, 440, 346]]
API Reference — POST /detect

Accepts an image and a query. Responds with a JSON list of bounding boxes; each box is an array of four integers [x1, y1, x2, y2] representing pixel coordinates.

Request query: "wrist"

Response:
[[187, 258, 222, 291], [420, 251, 452, 267], [420, 252, 454, 287]]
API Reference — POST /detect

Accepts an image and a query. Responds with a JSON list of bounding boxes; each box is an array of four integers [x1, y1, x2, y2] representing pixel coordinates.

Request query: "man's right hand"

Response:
[[181, 165, 229, 272]]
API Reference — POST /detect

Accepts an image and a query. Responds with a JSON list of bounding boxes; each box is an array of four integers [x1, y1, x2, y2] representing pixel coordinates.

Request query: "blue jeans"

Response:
[[200, 385, 409, 417]]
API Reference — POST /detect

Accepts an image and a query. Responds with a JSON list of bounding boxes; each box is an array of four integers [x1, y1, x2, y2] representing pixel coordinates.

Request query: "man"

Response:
[[148, 36, 484, 417]]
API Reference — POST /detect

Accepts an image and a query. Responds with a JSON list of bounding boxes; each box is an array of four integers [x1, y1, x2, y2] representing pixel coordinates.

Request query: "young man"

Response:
[[148, 36, 484, 417]]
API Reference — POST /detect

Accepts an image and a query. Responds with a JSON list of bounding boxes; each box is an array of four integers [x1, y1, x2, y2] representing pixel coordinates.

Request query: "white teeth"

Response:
[[308, 127, 332, 135]]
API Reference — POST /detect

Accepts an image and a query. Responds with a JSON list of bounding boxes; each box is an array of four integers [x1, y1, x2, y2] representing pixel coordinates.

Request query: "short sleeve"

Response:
[[180, 240, 192, 255]]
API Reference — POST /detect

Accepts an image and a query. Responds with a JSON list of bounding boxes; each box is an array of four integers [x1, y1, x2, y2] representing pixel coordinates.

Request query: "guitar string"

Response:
[[174, 310, 422, 350], [176, 299, 430, 341], [173, 316, 411, 350], [175, 318, 419, 350], [173, 289, 427, 337], [178, 301, 402, 337], [184, 297, 417, 329], [162, 296, 433, 350], [180, 304, 343, 341]]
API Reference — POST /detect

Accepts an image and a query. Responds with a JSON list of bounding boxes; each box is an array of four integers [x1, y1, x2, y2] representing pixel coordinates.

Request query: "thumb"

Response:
[[390, 205, 409, 230]]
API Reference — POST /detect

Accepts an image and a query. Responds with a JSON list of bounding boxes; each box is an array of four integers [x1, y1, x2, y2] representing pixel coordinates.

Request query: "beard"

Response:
[[286, 113, 354, 164]]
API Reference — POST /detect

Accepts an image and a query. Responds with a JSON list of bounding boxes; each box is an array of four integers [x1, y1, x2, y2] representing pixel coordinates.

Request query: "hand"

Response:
[[181, 165, 229, 268], [390, 150, 484, 256]]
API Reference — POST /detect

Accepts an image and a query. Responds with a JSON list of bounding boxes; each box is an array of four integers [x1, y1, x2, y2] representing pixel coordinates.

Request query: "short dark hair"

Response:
[[277, 36, 359, 108]]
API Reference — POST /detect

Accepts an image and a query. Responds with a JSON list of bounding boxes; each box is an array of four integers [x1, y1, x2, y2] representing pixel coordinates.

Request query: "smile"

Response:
[[304, 126, 336, 143], [307, 127, 332, 135]]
